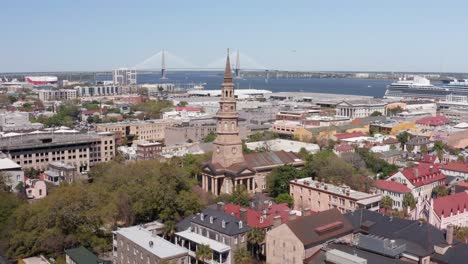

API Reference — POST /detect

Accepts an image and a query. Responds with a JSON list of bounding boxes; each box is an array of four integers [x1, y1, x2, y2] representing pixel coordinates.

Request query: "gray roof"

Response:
[[345, 210, 446, 257], [189, 208, 249, 236], [65, 246, 99, 264]]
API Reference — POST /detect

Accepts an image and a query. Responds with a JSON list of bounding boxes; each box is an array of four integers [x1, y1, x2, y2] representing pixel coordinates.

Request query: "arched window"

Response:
[[224, 122, 228, 130], [39, 189, 42, 196], [231, 122, 235, 130]]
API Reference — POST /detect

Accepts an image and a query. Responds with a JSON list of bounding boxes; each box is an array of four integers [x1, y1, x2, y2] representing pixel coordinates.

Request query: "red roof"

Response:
[[334, 131, 365, 140], [223, 203, 294, 228], [398, 163, 446, 187], [374, 180, 411, 193], [82, 110, 101, 115], [433, 191, 468, 218], [175, 106, 202, 112], [441, 162, 468, 174], [420, 155, 439, 164], [334, 143, 354, 152], [416, 116, 450, 126]]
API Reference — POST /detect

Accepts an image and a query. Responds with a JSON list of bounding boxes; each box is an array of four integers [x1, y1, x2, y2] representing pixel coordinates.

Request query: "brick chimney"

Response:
[[239, 208, 247, 223], [446, 225, 454, 245], [271, 215, 282, 227], [414, 168, 419, 178], [288, 211, 297, 221], [217, 202, 225, 212], [429, 165, 434, 173]]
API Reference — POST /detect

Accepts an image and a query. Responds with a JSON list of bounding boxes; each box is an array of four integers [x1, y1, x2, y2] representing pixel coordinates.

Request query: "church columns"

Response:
[[247, 178, 251, 192]]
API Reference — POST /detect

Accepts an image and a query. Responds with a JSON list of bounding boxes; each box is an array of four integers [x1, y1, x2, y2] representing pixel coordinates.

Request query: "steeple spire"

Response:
[[224, 48, 233, 83]]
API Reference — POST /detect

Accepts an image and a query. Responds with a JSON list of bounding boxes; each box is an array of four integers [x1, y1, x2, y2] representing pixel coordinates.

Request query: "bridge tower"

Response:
[[160, 49, 168, 79], [234, 50, 241, 79]]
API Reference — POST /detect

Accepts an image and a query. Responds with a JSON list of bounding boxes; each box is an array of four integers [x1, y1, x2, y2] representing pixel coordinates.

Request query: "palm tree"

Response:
[[233, 248, 252, 264], [247, 228, 265, 259], [195, 244, 212, 264], [163, 221, 176, 242]]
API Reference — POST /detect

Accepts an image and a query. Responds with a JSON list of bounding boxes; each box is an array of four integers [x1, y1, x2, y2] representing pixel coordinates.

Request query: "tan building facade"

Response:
[[290, 177, 381, 214], [96, 119, 177, 142], [1, 132, 115, 173]]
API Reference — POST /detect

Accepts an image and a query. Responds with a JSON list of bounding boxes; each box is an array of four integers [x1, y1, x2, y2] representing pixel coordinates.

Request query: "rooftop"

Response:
[[440, 162, 468, 173], [397, 163, 446, 187], [416, 116, 450, 126], [115, 226, 187, 259], [0, 132, 105, 150], [189, 208, 250, 236], [64, 246, 100, 264], [292, 178, 380, 202], [176, 229, 230, 253], [334, 131, 366, 140], [0, 157, 21, 170], [433, 191, 468, 218], [374, 180, 411, 193], [286, 208, 353, 248]]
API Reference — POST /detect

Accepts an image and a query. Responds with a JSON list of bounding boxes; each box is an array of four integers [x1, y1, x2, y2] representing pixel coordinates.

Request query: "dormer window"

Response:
[[222, 220, 226, 228], [210, 216, 214, 224], [201, 213, 204, 221], [260, 216, 264, 223], [239, 221, 243, 229]]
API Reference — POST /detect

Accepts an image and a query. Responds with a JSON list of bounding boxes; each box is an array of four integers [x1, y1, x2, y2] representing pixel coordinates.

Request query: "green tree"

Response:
[[454, 226, 468, 243], [403, 193, 416, 209], [297, 147, 310, 160], [267, 165, 302, 197], [247, 228, 265, 260], [370, 111, 382, 116], [380, 195, 393, 210], [274, 193, 294, 207], [178, 101, 188, 107], [396, 131, 410, 149], [230, 185, 250, 207], [233, 248, 252, 264], [195, 244, 212, 263], [203, 132, 217, 143], [131, 100, 173, 119], [163, 221, 176, 242], [432, 185, 449, 198]]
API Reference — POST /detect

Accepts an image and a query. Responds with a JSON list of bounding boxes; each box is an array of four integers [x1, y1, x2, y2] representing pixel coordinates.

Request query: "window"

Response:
[[239, 221, 243, 229], [235, 237, 238, 244]]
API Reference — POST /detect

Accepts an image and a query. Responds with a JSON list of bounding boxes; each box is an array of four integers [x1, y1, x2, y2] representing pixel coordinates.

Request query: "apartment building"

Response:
[[387, 163, 446, 201], [0, 111, 43, 132], [38, 89, 77, 101], [74, 85, 122, 97], [113, 225, 188, 264], [373, 179, 411, 210], [164, 117, 248, 146], [112, 68, 137, 86], [289, 177, 381, 213], [175, 208, 250, 264], [0, 132, 115, 172], [96, 119, 177, 142], [136, 142, 163, 160]]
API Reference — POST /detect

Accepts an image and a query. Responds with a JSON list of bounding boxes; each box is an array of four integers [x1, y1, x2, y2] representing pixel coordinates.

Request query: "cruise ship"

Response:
[[384, 76, 468, 99]]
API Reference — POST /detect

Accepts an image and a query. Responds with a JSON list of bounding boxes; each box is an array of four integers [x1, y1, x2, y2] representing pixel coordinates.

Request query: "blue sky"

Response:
[[1, 0, 467, 72]]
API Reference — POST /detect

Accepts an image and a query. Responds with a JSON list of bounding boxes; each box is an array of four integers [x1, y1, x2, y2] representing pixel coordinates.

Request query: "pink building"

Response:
[[25, 177, 47, 200], [415, 191, 468, 230], [289, 177, 381, 214]]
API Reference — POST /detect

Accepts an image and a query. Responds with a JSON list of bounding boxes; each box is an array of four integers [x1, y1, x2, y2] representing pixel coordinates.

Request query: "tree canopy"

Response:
[[3, 159, 204, 259]]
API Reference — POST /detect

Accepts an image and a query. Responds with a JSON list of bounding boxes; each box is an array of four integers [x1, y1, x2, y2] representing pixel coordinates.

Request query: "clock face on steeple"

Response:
[[232, 147, 237, 154]]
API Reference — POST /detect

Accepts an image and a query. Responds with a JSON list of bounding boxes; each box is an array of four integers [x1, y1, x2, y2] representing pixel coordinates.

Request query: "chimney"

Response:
[[346, 190, 350, 196], [429, 165, 434, 173], [239, 208, 247, 223], [217, 202, 225, 212], [271, 215, 282, 227], [446, 225, 454, 245], [288, 211, 297, 221], [414, 168, 419, 177], [303, 208, 311, 216]]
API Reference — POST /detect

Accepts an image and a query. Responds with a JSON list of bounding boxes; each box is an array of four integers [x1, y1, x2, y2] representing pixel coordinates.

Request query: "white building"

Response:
[[0, 112, 43, 132], [440, 162, 468, 180], [246, 139, 319, 154], [113, 68, 137, 86], [335, 99, 387, 118], [373, 180, 411, 210], [38, 89, 77, 101], [113, 225, 188, 264], [0, 156, 24, 190], [74, 85, 122, 97]]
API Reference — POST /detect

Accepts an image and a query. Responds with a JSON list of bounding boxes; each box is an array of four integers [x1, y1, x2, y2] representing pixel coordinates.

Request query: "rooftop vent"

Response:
[[149, 241, 154, 248]]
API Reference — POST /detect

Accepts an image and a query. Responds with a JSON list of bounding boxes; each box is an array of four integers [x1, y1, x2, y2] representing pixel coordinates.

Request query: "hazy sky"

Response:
[[1, 0, 467, 72]]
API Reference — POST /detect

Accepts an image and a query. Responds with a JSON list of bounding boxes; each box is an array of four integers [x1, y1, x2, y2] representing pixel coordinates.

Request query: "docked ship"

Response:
[[384, 76, 468, 99]]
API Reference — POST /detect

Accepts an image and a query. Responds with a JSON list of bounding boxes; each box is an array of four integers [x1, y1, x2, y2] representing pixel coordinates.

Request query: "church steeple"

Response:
[[211, 49, 244, 168], [224, 48, 233, 83]]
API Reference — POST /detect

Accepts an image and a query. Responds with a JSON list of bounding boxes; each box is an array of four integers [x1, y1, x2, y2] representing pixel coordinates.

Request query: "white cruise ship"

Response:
[[384, 76, 468, 99]]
